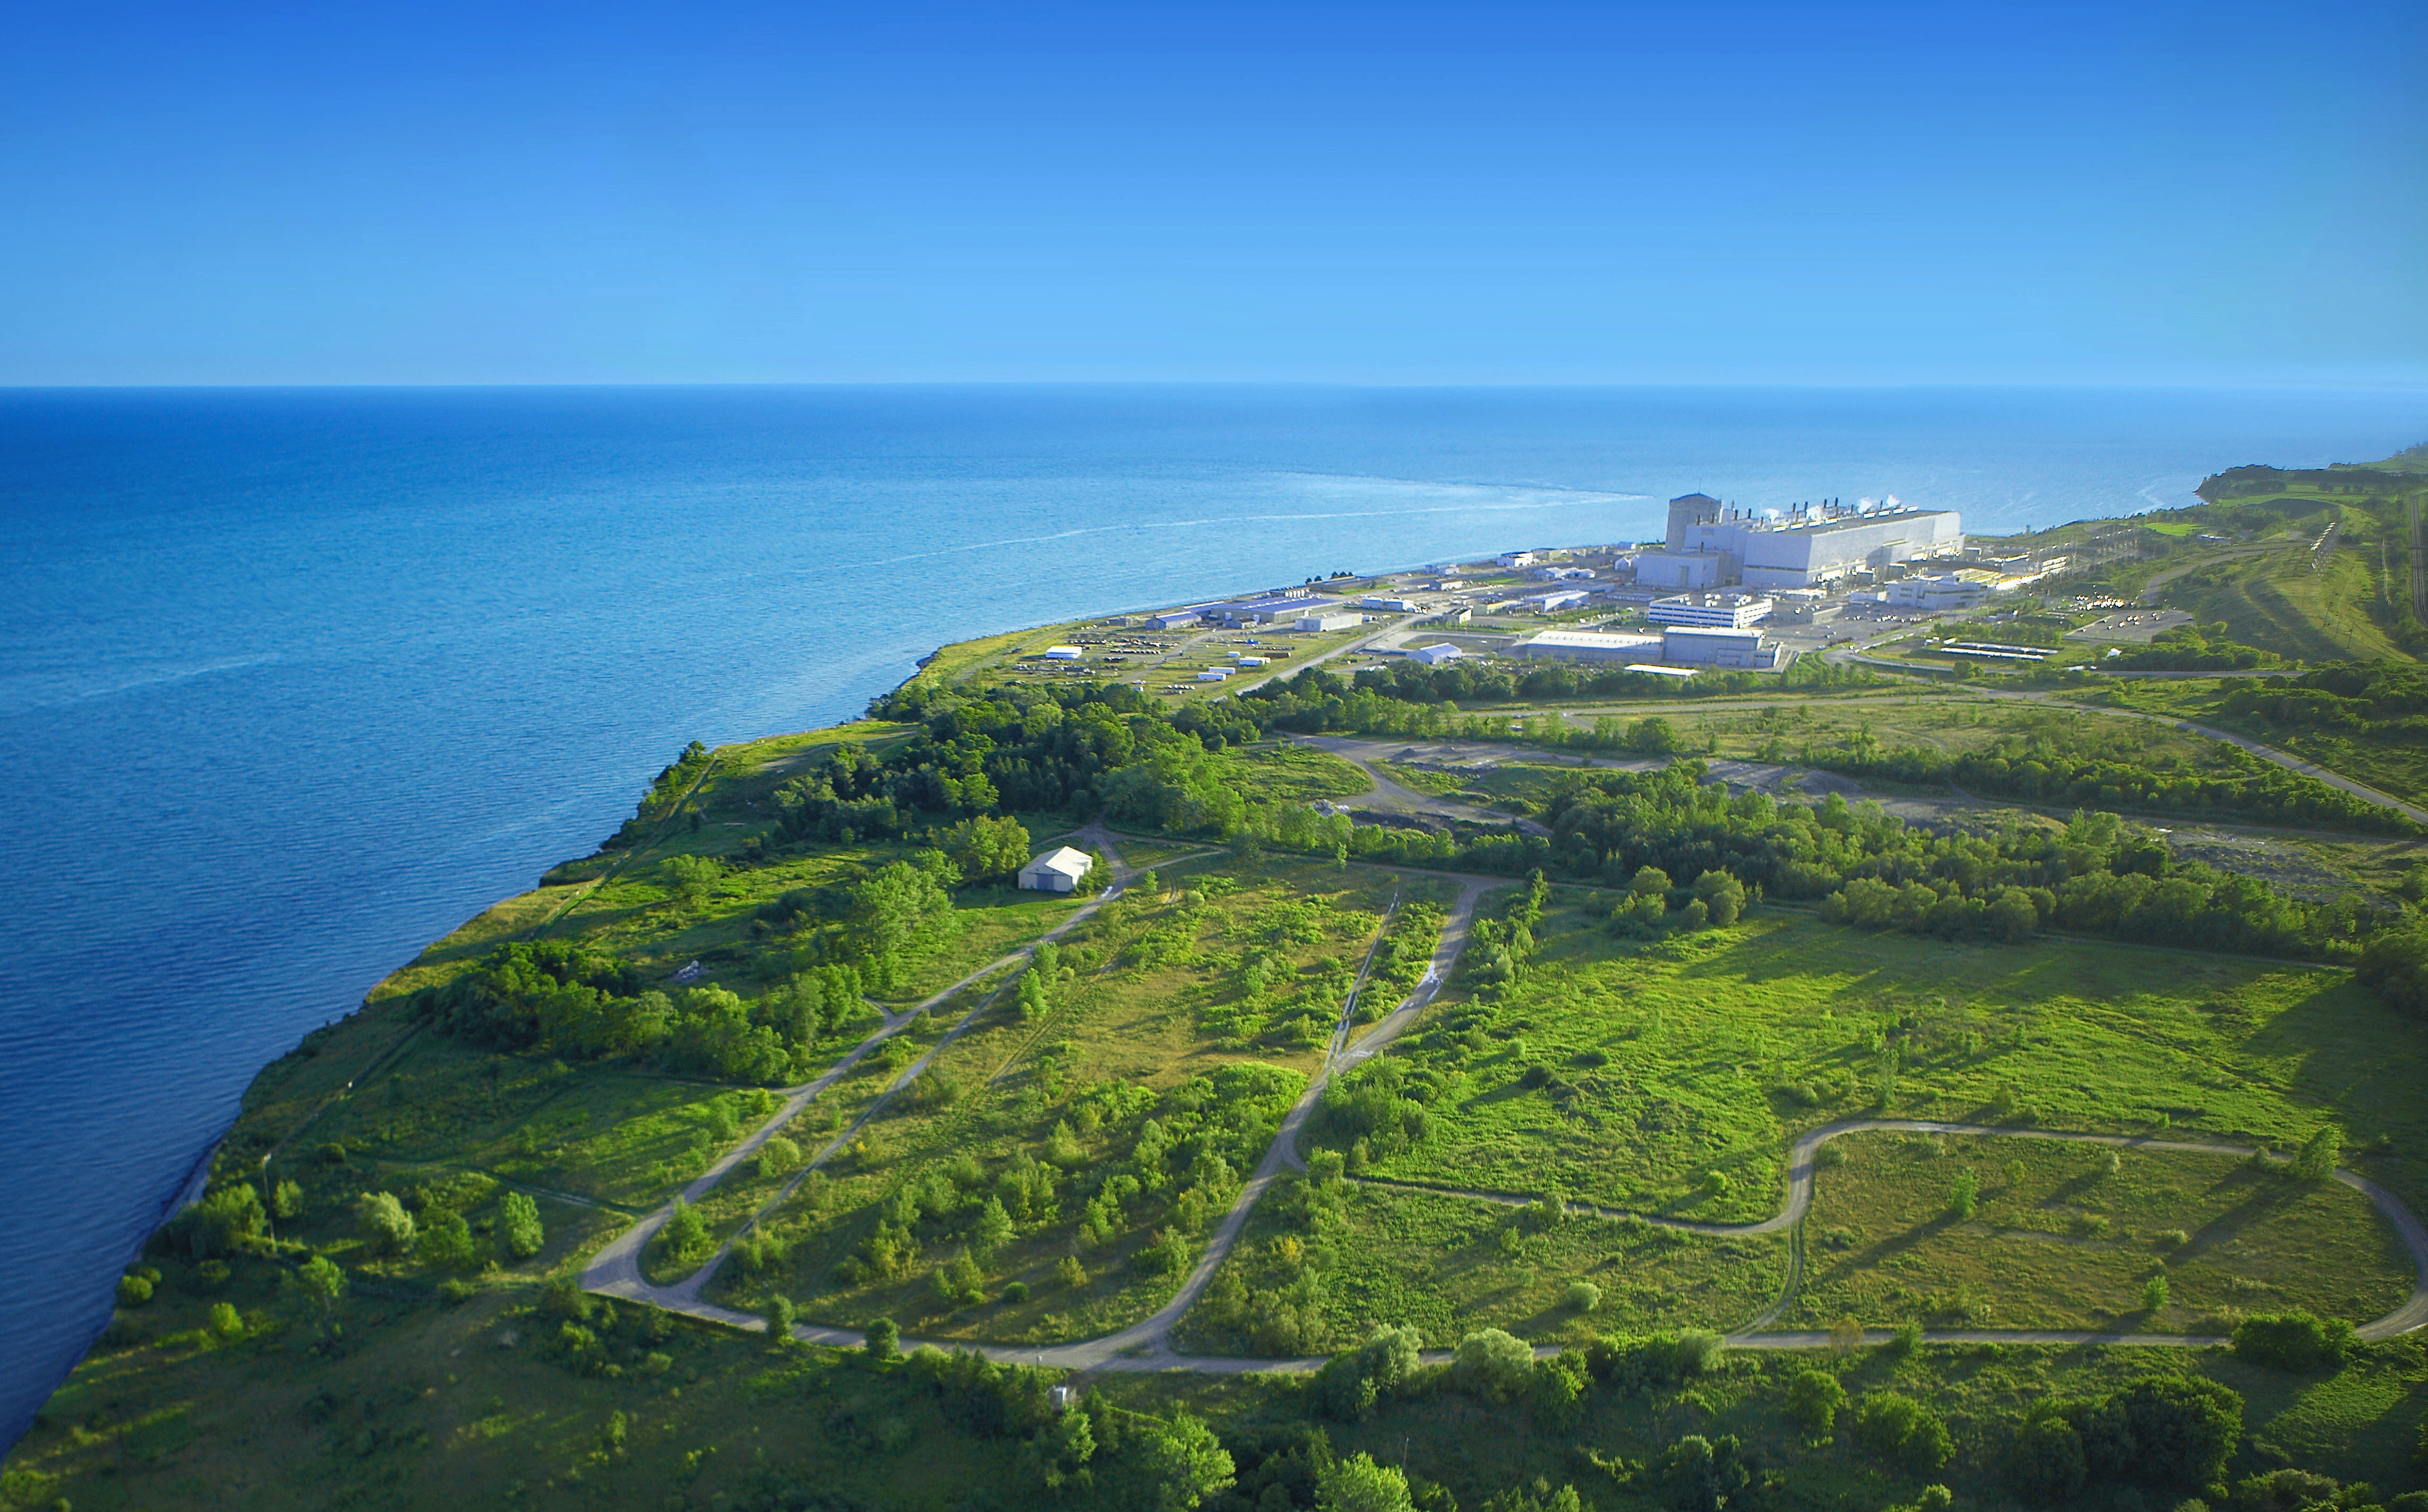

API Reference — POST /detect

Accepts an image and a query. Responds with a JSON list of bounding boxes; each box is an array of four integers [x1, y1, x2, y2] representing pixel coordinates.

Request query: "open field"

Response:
[[1343, 901, 2428, 1224], [1172, 1171, 1791, 1356], [2163, 545, 2410, 663], [277, 1027, 807, 1214], [1790, 1131, 2416, 1334]]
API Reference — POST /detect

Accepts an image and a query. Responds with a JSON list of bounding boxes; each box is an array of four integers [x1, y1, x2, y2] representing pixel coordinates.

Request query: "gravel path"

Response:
[[1350, 1118, 2428, 1348], [579, 848, 1504, 1372], [578, 819, 2426, 1370]]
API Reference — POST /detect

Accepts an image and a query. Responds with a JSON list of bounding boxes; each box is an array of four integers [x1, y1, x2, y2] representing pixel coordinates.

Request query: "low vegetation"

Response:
[[13, 467, 2428, 1510]]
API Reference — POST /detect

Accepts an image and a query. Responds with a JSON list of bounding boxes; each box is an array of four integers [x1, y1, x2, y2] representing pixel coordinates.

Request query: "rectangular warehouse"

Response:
[[1661, 626, 1796, 669], [1649, 592, 1773, 628], [1520, 630, 1664, 663]]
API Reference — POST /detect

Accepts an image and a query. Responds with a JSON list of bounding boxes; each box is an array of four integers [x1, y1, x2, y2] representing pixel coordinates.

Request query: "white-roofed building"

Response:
[[1408, 643, 1464, 666], [1520, 630, 1665, 663], [1523, 589, 1593, 612], [1661, 626, 1797, 669], [1018, 846, 1095, 893], [1649, 592, 1773, 629]]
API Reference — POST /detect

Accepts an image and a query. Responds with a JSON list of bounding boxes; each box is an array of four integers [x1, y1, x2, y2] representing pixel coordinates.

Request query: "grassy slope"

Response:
[[15, 623, 2428, 1511], [2104, 676, 2428, 813], [1360, 899, 2428, 1224], [1792, 1131, 2414, 1334], [2165, 544, 2408, 663], [698, 855, 1421, 1347]]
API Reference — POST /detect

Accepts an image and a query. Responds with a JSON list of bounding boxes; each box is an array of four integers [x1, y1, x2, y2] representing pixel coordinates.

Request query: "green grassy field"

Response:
[[1172, 1171, 1790, 1356], [1348, 900, 2428, 1224], [1790, 1131, 2416, 1334]]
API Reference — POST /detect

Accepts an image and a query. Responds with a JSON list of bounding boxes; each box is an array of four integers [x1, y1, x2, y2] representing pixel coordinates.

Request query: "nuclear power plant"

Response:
[[1632, 492, 1964, 590]]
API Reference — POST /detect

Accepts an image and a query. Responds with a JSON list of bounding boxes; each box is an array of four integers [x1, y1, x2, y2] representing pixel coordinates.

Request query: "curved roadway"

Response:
[[581, 814, 2426, 1371]]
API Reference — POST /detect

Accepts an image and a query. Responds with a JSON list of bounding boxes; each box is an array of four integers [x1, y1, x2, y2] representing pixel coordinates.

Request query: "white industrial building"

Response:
[[1018, 847, 1094, 892], [1496, 551, 1539, 568], [1643, 492, 1963, 590], [1296, 612, 1364, 632], [1042, 646, 1084, 660], [1524, 589, 1592, 613], [1661, 626, 1796, 669], [1408, 643, 1464, 665], [1633, 550, 1723, 590], [1520, 630, 1665, 663], [1649, 592, 1773, 628], [1884, 574, 1991, 611], [1144, 611, 1200, 630]]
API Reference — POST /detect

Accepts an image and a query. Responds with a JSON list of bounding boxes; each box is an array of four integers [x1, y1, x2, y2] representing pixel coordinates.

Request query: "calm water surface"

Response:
[[3, 383, 2422, 1444]]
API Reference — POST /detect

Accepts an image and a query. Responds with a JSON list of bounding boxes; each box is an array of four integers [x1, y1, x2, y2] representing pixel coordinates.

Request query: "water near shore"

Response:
[[1, 382, 2420, 1445]]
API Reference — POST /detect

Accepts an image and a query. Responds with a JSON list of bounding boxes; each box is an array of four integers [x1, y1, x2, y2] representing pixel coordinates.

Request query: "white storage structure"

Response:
[[1018, 846, 1094, 893]]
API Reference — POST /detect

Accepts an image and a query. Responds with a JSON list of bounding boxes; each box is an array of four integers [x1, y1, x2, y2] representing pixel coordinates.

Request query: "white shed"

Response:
[[1018, 846, 1094, 892]]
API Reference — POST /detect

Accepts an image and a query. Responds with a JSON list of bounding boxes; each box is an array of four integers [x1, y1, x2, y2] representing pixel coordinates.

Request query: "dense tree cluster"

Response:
[[784, 684, 1264, 841], [1512, 767, 2376, 960], [2004, 1374, 2242, 1503], [408, 941, 649, 1050], [2221, 663, 2428, 737], [2099, 623, 2280, 672], [406, 938, 873, 1083], [2357, 926, 2428, 1019], [2232, 1309, 2357, 1372], [1240, 658, 1880, 726]]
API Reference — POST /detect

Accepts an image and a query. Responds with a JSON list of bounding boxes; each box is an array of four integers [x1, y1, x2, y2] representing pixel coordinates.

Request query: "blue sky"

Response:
[[3, 1, 2422, 385]]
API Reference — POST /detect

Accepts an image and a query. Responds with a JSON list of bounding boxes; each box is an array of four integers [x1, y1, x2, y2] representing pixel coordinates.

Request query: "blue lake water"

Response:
[[2, 382, 2422, 1445]]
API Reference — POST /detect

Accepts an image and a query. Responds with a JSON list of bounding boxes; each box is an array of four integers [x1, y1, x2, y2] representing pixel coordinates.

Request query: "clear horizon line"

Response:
[[4, 376, 2427, 394]]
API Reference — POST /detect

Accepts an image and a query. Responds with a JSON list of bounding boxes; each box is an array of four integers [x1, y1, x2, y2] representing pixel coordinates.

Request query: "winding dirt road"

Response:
[[580, 842, 1504, 1373], [1353, 1118, 2428, 1348], [1294, 734, 1553, 837], [580, 809, 2425, 1370]]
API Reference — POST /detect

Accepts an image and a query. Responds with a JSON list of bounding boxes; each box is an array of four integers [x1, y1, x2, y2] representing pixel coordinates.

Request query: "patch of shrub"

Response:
[[2232, 1310, 2354, 1371], [1452, 1328, 1535, 1404], [1852, 1393, 1953, 1475]]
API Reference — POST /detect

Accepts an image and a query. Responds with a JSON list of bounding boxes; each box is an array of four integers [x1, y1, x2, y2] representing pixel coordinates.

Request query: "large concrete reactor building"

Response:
[[1634, 492, 1962, 590]]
